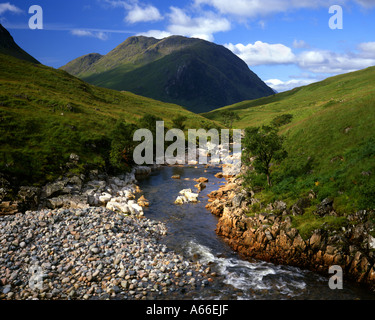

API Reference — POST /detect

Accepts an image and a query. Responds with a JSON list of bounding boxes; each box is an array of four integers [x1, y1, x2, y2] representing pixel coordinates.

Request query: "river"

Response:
[[137, 165, 375, 300]]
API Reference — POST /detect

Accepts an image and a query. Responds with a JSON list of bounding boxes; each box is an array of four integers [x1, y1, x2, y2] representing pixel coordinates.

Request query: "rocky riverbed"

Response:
[[0, 206, 215, 300], [0, 162, 216, 300]]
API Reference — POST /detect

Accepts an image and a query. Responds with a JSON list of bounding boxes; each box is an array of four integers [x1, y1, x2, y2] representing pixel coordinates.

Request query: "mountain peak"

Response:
[[0, 24, 39, 64], [61, 35, 274, 113]]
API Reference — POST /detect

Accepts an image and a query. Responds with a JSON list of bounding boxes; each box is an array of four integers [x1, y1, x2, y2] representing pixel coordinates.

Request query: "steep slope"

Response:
[[0, 52, 218, 186], [60, 53, 103, 76], [203, 66, 375, 213], [0, 24, 39, 64], [60, 35, 275, 113]]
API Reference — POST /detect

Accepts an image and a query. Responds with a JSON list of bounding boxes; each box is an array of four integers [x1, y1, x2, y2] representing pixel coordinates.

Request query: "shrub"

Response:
[[271, 114, 293, 127]]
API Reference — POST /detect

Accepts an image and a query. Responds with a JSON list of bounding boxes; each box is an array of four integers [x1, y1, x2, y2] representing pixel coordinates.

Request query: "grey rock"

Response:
[[315, 198, 334, 216], [2, 285, 11, 295], [232, 194, 245, 208]]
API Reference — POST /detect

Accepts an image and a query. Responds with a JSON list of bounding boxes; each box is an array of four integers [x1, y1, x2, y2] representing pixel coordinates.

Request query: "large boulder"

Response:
[[291, 198, 311, 216], [17, 186, 41, 211], [106, 198, 130, 214], [0, 175, 11, 202], [232, 194, 245, 208], [195, 182, 206, 192], [315, 198, 334, 216], [134, 166, 151, 178], [99, 193, 112, 204], [0, 201, 19, 216], [175, 189, 199, 204], [42, 180, 66, 199], [137, 195, 150, 207], [127, 200, 144, 216], [66, 153, 80, 169], [194, 177, 209, 183], [42, 175, 84, 199]]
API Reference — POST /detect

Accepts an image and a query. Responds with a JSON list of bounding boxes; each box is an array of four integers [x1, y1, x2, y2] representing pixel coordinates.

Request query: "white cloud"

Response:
[[225, 41, 296, 66], [166, 7, 231, 41], [139, 7, 231, 41], [358, 42, 375, 58], [101, 0, 163, 24], [137, 29, 172, 39], [265, 78, 317, 92], [101, 0, 132, 10], [71, 29, 108, 41], [297, 49, 375, 73], [0, 2, 22, 15], [125, 4, 163, 24], [354, 0, 375, 8], [193, 0, 343, 18], [293, 39, 310, 49], [225, 39, 375, 75]]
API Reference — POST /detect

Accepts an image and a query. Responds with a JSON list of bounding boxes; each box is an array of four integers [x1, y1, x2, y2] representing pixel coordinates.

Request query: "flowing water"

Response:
[[138, 165, 375, 300]]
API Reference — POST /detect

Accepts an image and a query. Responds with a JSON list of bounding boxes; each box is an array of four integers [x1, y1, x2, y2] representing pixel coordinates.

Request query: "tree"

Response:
[[242, 125, 287, 187], [137, 114, 163, 136], [109, 120, 137, 173], [221, 111, 240, 128], [137, 113, 167, 157], [172, 115, 188, 131]]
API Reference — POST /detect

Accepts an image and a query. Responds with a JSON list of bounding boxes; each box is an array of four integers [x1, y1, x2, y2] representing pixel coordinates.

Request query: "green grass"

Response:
[[0, 53, 219, 186], [291, 209, 348, 240], [203, 66, 375, 215]]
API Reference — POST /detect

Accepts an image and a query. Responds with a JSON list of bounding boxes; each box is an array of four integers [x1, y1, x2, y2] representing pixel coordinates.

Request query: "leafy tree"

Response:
[[137, 113, 168, 157], [242, 125, 287, 187], [137, 114, 163, 136], [172, 115, 188, 131], [109, 120, 137, 173], [221, 111, 240, 128]]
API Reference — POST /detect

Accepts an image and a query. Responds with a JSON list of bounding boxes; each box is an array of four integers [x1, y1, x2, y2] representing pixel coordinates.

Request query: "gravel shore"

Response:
[[0, 207, 213, 300]]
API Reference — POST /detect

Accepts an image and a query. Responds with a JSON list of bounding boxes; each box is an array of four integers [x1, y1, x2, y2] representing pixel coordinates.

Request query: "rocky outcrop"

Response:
[[0, 163, 155, 217], [0, 175, 18, 216], [41, 168, 152, 217], [0, 201, 19, 216], [206, 176, 375, 291], [17, 186, 41, 211]]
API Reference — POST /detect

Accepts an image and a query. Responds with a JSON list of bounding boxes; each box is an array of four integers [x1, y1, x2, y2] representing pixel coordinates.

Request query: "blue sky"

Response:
[[1, 0, 375, 91]]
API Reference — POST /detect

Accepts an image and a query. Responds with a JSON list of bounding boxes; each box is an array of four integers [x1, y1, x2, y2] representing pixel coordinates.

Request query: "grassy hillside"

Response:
[[203, 66, 375, 214], [0, 53, 218, 186], [61, 35, 274, 113]]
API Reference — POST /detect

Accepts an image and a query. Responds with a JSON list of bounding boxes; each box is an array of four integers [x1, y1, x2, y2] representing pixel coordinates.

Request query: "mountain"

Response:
[[60, 35, 275, 113], [203, 65, 375, 214], [61, 53, 103, 76], [0, 51, 218, 187], [0, 24, 39, 64]]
